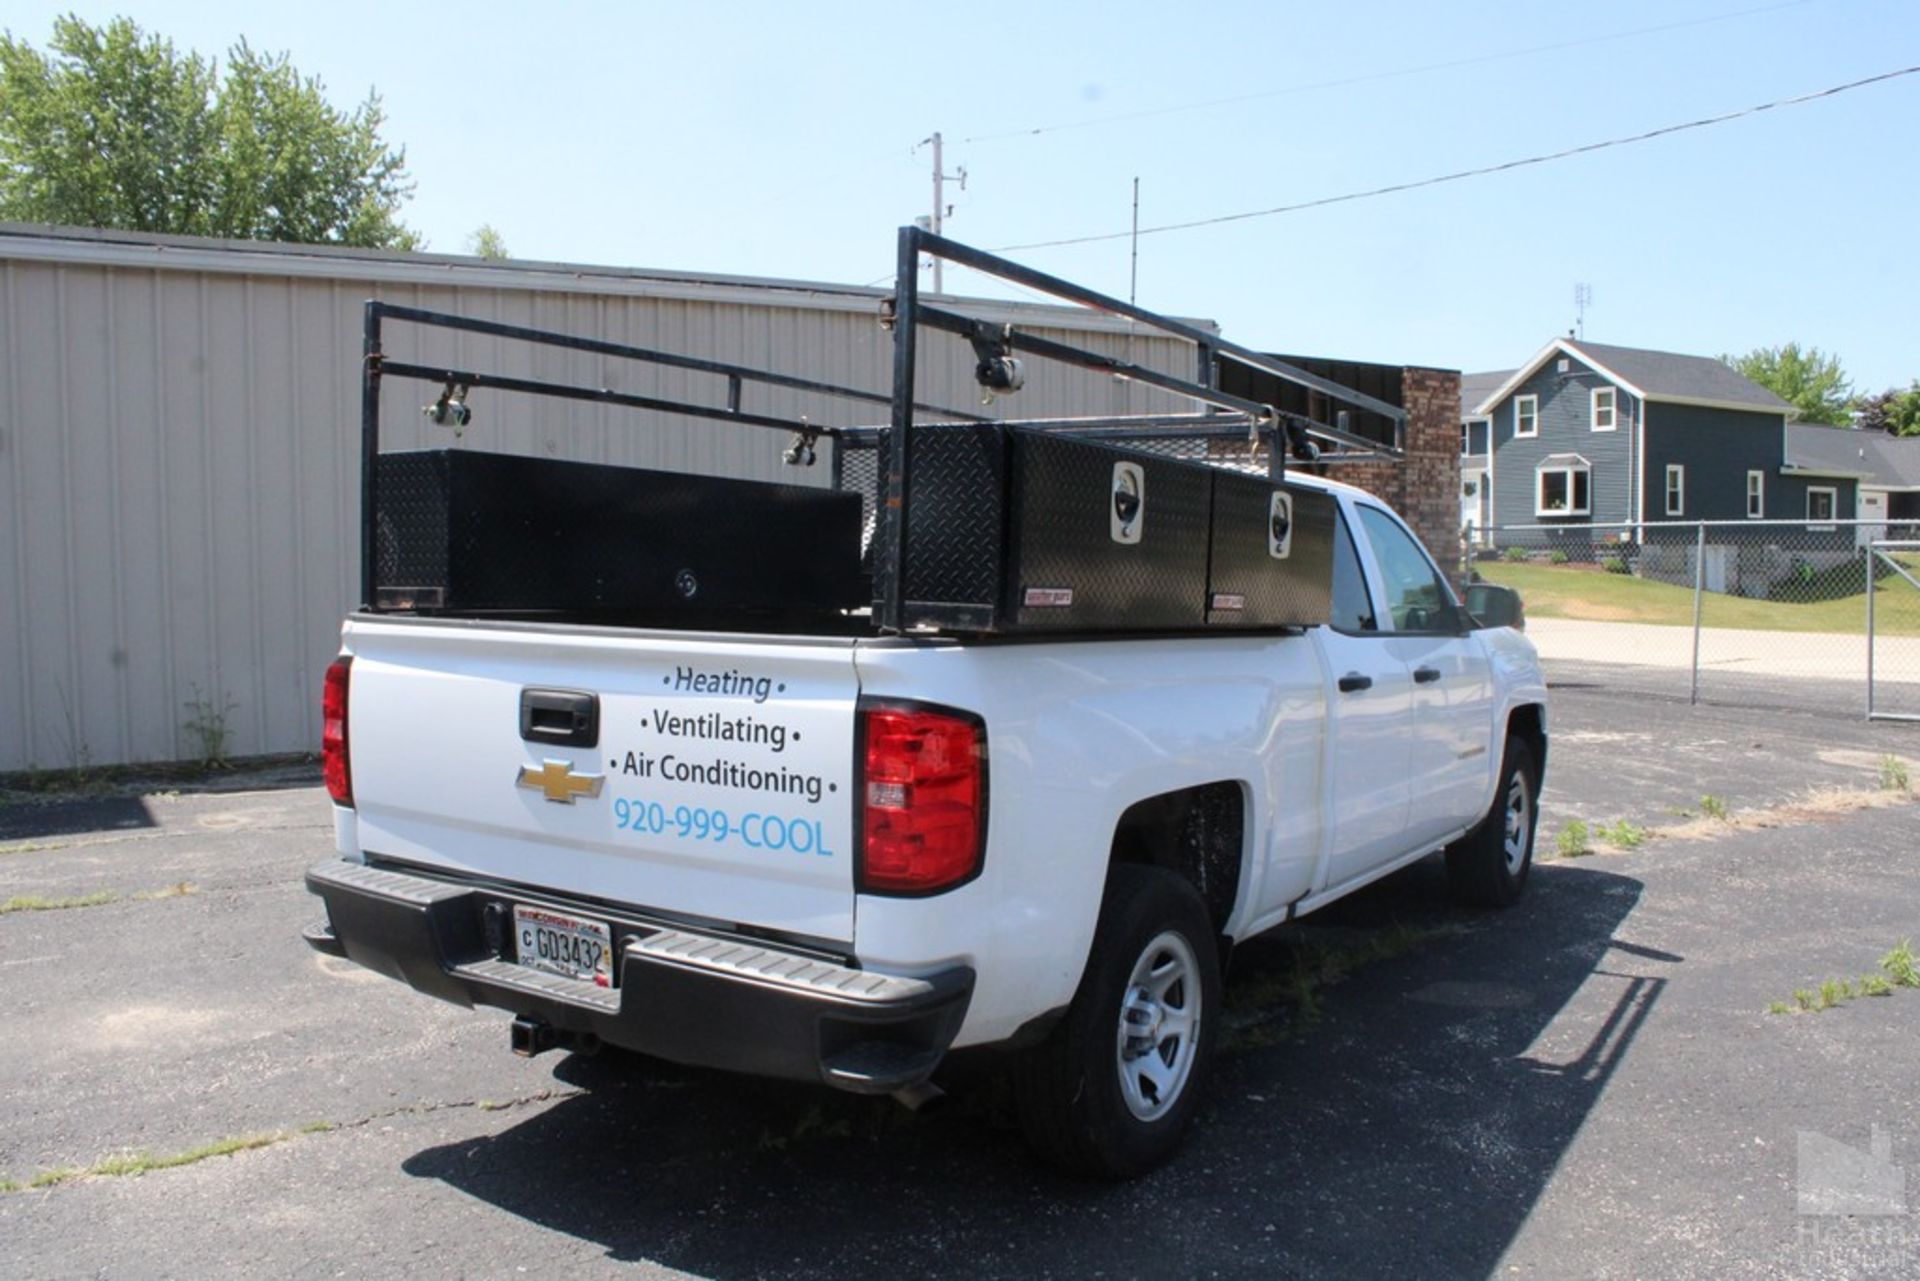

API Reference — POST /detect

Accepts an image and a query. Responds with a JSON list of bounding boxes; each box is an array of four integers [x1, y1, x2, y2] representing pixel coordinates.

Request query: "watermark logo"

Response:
[[1798, 1124, 1907, 1218]]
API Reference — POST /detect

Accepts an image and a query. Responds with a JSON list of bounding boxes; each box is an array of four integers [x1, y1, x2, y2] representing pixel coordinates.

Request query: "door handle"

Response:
[[520, 687, 600, 748], [1413, 666, 1443, 684], [1337, 672, 1373, 693]]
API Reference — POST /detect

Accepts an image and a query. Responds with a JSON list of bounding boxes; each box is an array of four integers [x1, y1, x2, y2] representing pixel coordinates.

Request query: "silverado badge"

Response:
[[516, 759, 605, 804]]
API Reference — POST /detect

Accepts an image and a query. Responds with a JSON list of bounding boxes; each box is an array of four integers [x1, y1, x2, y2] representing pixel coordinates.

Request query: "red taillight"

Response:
[[322, 656, 353, 805], [858, 703, 986, 895]]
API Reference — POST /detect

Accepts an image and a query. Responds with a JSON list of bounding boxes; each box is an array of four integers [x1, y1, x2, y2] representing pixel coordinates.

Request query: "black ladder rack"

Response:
[[357, 227, 1405, 632]]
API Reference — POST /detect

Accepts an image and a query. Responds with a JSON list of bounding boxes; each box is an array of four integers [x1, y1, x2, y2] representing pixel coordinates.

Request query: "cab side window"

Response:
[[1356, 506, 1461, 634], [1330, 509, 1377, 633]]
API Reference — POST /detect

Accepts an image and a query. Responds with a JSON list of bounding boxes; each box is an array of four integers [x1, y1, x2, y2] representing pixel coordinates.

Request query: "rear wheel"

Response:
[[1445, 734, 1539, 908], [1013, 864, 1220, 1179]]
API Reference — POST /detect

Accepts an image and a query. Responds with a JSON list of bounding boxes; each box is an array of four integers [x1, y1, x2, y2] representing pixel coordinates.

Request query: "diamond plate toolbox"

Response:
[[861, 426, 1340, 634], [1204, 470, 1336, 628], [374, 449, 866, 616]]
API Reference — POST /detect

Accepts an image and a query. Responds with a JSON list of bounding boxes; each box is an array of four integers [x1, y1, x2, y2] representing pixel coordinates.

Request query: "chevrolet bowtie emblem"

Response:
[[516, 759, 605, 805]]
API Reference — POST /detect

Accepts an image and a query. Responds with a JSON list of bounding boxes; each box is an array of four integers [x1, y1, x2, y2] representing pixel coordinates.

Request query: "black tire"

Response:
[[1013, 864, 1221, 1179], [1445, 734, 1539, 909]]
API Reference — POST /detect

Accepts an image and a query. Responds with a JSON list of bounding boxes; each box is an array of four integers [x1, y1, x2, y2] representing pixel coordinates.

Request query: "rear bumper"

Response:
[[303, 859, 972, 1094]]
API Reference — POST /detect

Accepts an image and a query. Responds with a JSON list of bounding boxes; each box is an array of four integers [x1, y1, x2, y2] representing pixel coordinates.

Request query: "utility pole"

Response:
[[922, 132, 965, 293], [1128, 176, 1141, 307]]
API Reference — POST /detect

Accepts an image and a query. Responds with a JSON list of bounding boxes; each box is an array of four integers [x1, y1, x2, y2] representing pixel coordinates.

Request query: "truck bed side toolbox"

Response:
[[376, 449, 866, 616]]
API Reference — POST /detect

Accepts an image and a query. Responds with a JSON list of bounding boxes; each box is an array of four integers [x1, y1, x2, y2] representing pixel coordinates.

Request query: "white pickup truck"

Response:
[[304, 232, 1547, 1178], [305, 469, 1545, 1177]]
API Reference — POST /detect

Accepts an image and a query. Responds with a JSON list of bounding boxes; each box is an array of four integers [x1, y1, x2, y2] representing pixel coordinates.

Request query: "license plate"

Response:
[[513, 905, 613, 987]]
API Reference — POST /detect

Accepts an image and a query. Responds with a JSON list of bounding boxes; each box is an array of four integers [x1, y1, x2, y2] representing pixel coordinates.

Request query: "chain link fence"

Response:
[[1467, 520, 1920, 718]]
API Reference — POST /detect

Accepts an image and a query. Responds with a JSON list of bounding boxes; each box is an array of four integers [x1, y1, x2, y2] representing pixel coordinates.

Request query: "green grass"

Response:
[[1478, 562, 1920, 635]]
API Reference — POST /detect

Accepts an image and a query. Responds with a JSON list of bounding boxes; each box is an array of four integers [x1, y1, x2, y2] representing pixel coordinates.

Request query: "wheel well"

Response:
[[1110, 782, 1245, 934], [1507, 703, 1547, 780]]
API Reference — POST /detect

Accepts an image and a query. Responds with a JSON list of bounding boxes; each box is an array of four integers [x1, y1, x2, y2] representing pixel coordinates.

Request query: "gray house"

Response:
[[1467, 337, 1843, 533], [1784, 422, 1920, 540], [1458, 368, 1508, 543]]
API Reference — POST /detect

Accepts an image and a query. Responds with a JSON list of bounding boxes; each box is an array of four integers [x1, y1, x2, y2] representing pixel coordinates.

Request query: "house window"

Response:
[[1665, 464, 1685, 516], [1514, 395, 1538, 438], [1535, 454, 1591, 516], [1747, 471, 1764, 518], [1592, 387, 1617, 432], [1806, 486, 1836, 531], [1460, 423, 1471, 455]]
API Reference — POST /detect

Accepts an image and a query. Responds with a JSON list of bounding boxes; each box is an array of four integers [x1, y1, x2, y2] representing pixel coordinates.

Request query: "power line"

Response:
[[960, 0, 1817, 145], [997, 64, 1920, 253]]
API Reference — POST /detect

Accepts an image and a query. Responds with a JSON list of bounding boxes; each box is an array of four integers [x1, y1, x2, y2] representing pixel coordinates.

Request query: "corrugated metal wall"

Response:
[[0, 233, 1199, 770]]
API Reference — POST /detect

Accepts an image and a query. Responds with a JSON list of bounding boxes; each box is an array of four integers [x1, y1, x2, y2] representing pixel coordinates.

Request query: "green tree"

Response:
[[1854, 383, 1920, 437], [466, 223, 509, 260], [1722, 343, 1853, 425], [0, 16, 417, 248]]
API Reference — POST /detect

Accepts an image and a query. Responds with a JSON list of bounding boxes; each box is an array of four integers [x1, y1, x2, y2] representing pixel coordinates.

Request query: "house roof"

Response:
[[1784, 423, 1920, 490], [1460, 369, 1512, 422], [1470, 337, 1792, 417]]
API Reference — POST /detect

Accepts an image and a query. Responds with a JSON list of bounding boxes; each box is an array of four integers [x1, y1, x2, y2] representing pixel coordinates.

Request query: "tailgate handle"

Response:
[[520, 688, 599, 748]]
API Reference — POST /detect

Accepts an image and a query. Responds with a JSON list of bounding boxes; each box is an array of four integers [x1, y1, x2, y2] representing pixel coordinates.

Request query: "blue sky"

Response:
[[10, 1, 1918, 389]]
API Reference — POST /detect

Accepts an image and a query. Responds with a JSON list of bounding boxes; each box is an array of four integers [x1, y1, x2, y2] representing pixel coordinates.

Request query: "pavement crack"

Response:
[[324, 1086, 588, 1132], [0, 1088, 585, 1196]]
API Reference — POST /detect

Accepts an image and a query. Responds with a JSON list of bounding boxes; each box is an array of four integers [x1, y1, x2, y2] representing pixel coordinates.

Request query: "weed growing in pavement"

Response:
[[1770, 942, 1920, 1015], [0, 892, 114, 915], [181, 686, 240, 769], [0, 1132, 294, 1194], [1700, 794, 1729, 821], [1598, 820, 1648, 849], [1221, 922, 1454, 1050], [757, 1104, 854, 1152], [0, 884, 196, 915], [1881, 939, 1920, 988], [1554, 819, 1592, 859], [1881, 755, 1912, 794]]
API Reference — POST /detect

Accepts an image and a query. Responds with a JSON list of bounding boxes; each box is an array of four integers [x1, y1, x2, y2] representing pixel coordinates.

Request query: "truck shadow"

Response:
[[402, 858, 1657, 1279]]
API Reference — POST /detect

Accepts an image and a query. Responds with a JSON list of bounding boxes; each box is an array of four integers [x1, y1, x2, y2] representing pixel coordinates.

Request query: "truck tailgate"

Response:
[[341, 618, 860, 944]]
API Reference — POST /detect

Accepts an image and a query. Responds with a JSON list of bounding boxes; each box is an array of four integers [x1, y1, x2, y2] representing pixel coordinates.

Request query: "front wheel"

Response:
[[1013, 865, 1221, 1179], [1445, 734, 1539, 908]]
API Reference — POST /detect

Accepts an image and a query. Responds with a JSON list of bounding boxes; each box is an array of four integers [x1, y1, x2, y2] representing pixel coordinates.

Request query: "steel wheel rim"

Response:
[[1115, 930, 1201, 1122], [1503, 768, 1532, 873]]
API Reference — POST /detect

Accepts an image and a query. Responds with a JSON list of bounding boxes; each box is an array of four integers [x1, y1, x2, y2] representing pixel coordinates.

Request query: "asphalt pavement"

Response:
[[1, 691, 1917, 1279]]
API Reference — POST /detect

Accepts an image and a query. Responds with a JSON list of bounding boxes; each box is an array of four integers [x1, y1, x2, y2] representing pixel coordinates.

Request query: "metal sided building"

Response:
[[0, 224, 1203, 772]]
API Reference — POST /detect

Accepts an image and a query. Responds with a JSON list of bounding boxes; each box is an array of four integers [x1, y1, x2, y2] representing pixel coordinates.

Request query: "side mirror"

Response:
[[1464, 583, 1525, 631]]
